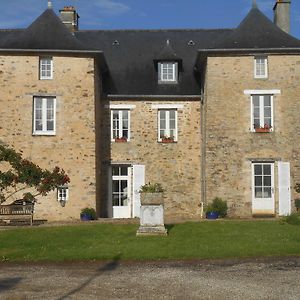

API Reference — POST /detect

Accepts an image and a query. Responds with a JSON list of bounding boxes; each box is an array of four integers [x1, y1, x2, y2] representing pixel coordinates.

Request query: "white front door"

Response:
[[112, 166, 131, 218], [252, 162, 275, 215]]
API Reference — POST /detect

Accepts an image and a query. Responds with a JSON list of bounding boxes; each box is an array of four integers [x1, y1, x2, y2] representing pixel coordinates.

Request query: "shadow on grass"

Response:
[[57, 254, 121, 300], [0, 277, 22, 292], [165, 224, 174, 233]]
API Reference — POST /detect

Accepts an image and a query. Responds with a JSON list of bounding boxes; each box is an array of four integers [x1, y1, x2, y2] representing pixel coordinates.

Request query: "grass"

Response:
[[0, 220, 300, 262]]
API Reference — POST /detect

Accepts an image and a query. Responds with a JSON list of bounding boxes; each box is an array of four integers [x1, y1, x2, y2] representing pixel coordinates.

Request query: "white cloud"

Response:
[[92, 0, 130, 16]]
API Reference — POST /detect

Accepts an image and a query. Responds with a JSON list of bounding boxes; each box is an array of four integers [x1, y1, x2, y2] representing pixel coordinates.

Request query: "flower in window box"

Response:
[[254, 124, 272, 133], [161, 136, 175, 143], [115, 136, 127, 142]]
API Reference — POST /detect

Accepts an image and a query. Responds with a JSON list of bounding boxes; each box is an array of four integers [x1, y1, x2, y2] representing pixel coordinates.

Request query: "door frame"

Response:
[[251, 162, 275, 215]]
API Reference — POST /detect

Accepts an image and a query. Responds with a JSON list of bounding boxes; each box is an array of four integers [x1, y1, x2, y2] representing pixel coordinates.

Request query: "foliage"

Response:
[[281, 213, 300, 226], [80, 207, 96, 220], [139, 182, 164, 193], [294, 183, 300, 193], [0, 144, 70, 203], [0, 221, 300, 262], [206, 197, 228, 218], [294, 198, 300, 209]]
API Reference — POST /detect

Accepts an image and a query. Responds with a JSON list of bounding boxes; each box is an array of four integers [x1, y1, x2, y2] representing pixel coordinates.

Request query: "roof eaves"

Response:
[[197, 48, 300, 54]]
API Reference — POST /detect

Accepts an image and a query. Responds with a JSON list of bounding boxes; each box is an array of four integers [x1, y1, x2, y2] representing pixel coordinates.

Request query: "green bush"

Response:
[[139, 182, 164, 193], [294, 199, 300, 209], [206, 197, 228, 218], [281, 213, 300, 225], [81, 207, 96, 220]]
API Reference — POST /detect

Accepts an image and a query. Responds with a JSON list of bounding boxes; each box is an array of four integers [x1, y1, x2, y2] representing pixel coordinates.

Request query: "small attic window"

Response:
[[158, 62, 178, 84], [112, 40, 119, 46], [188, 40, 195, 46]]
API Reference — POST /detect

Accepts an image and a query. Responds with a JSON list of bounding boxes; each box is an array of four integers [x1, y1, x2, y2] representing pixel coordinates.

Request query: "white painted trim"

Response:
[[244, 90, 281, 95], [108, 104, 136, 110], [254, 57, 268, 79], [151, 104, 184, 109]]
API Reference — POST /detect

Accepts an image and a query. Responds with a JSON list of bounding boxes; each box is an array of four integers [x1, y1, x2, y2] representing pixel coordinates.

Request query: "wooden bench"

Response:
[[0, 203, 34, 226]]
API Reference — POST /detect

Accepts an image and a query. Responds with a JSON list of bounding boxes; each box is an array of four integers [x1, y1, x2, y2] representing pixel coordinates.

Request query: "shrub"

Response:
[[81, 207, 96, 220], [295, 199, 300, 209], [206, 197, 228, 218], [139, 182, 164, 193], [281, 213, 300, 225]]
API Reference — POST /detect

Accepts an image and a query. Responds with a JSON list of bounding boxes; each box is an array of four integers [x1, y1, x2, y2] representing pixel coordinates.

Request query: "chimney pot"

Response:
[[59, 6, 80, 32]]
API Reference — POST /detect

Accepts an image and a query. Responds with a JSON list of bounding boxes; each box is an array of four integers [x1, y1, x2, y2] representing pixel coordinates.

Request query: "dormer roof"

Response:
[[154, 40, 181, 62], [0, 8, 86, 51]]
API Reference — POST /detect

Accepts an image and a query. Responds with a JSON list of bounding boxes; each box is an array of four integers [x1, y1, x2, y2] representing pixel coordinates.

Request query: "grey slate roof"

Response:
[[75, 29, 232, 95], [208, 6, 300, 50], [1, 6, 300, 96], [0, 9, 86, 51]]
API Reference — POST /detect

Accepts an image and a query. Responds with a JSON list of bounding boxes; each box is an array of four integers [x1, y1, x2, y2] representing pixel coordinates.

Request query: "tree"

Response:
[[0, 144, 70, 203]]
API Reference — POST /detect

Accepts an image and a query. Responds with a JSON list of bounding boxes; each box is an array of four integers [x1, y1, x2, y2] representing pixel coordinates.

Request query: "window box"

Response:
[[254, 124, 272, 133], [161, 136, 175, 143], [115, 137, 128, 143]]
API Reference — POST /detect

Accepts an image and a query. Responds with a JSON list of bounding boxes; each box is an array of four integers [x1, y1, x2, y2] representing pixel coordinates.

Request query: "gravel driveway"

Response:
[[1, 257, 300, 299]]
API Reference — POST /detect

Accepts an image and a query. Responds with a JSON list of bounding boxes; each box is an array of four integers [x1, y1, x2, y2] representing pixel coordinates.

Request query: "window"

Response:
[[112, 166, 129, 207], [158, 109, 177, 142], [33, 97, 56, 135], [254, 57, 268, 79], [251, 95, 273, 132], [158, 62, 178, 83], [57, 186, 68, 202], [40, 57, 53, 80], [111, 110, 130, 142]]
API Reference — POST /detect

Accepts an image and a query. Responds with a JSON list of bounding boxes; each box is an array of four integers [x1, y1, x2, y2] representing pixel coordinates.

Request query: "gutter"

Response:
[[107, 94, 201, 100]]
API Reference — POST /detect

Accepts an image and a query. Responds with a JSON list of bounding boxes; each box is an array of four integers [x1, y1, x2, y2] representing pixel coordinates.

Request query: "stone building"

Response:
[[0, 0, 299, 221]]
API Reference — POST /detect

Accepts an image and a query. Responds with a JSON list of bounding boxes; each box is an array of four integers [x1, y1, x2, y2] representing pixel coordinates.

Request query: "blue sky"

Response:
[[0, 0, 300, 38]]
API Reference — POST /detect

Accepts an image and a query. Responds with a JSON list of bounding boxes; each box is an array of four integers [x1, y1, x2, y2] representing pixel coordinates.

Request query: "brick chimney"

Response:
[[273, 0, 291, 33], [59, 6, 79, 32]]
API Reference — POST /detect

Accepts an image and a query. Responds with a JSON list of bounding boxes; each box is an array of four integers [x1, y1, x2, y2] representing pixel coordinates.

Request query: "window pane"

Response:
[[264, 95, 271, 107], [112, 194, 120, 206], [255, 176, 262, 187], [47, 120, 54, 131], [253, 96, 260, 107], [254, 108, 260, 118], [263, 176, 271, 187], [120, 167, 128, 176], [112, 180, 119, 193], [263, 165, 271, 175], [263, 187, 271, 198], [254, 165, 262, 175], [255, 187, 263, 198], [264, 107, 271, 118], [112, 167, 119, 176], [160, 110, 166, 119]]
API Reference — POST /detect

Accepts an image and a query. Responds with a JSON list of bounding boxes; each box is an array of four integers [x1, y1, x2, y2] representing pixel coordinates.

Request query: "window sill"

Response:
[[112, 138, 129, 143], [251, 129, 273, 133], [32, 132, 56, 136], [158, 80, 178, 85], [159, 140, 177, 144]]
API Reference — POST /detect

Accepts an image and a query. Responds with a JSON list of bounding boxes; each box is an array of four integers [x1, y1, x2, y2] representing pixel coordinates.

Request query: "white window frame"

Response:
[[158, 109, 178, 142], [250, 94, 274, 132], [112, 165, 131, 208], [254, 56, 268, 79], [158, 62, 178, 83], [111, 109, 130, 142], [40, 57, 53, 80], [33, 97, 56, 135], [57, 186, 69, 202]]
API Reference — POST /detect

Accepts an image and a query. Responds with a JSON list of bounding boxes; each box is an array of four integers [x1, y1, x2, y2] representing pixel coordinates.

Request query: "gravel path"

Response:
[[1, 257, 300, 299]]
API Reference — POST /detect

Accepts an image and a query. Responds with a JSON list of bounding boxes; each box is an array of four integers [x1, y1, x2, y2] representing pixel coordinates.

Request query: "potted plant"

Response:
[[254, 124, 272, 133], [205, 197, 228, 219], [139, 182, 164, 205], [161, 136, 175, 143], [115, 136, 127, 143], [80, 207, 96, 221]]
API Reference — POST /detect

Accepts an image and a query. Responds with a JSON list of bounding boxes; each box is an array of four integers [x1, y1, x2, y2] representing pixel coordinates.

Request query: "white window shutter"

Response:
[[132, 165, 145, 218], [278, 162, 291, 216]]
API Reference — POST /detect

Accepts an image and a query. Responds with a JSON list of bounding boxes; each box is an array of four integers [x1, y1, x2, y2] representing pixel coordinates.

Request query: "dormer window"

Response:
[[40, 57, 53, 80], [158, 62, 178, 84], [254, 56, 268, 79]]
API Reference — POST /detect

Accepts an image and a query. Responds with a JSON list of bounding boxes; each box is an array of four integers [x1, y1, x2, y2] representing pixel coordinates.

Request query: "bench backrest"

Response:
[[0, 204, 34, 215]]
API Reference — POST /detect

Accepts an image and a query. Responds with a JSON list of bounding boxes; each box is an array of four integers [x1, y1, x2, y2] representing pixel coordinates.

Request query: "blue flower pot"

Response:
[[80, 213, 92, 221], [206, 212, 219, 219]]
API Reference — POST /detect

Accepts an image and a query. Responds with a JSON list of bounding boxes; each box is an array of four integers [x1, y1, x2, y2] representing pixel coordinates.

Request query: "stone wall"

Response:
[[204, 55, 300, 217], [0, 55, 97, 221], [98, 100, 202, 221]]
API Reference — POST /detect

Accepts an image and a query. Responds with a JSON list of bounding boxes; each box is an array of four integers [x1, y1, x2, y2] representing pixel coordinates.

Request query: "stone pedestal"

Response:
[[136, 193, 167, 236]]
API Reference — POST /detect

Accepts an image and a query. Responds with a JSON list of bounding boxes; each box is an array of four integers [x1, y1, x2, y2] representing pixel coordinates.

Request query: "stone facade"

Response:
[[0, 55, 97, 221], [98, 100, 202, 221], [204, 55, 300, 217]]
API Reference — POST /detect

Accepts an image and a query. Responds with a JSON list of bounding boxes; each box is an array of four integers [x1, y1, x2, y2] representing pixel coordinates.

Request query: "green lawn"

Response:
[[0, 220, 299, 262]]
